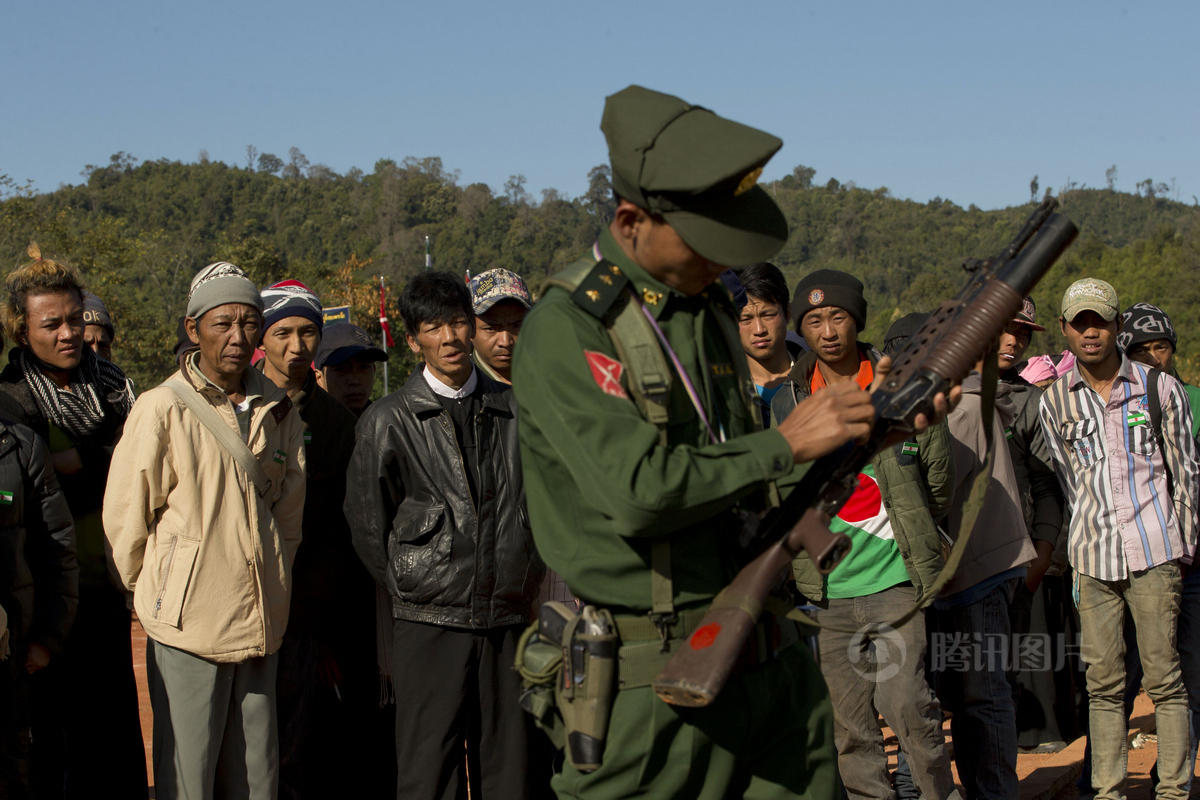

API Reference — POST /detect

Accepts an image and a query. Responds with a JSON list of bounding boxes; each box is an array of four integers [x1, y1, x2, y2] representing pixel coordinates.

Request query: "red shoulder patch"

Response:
[[584, 350, 628, 399]]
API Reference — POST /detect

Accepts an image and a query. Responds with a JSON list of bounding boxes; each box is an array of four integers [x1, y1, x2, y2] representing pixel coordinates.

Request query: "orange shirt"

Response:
[[810, 351, 874, 393]]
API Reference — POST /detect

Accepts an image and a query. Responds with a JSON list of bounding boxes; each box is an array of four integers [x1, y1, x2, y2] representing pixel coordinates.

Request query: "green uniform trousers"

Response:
[[552, 641, 837, 799], [146, 639, 279, 800]]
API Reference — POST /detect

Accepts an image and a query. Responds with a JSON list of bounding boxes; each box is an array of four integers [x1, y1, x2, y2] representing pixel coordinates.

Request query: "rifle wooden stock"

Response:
[[653, 508, 838, 707], [651, 200, 1079, 709]]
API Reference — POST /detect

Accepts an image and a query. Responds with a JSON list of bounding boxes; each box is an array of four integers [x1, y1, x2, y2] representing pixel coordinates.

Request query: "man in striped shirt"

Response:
[[1039, 278, 1199, 800]]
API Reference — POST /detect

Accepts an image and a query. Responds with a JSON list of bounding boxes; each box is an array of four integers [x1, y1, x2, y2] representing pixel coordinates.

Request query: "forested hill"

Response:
[[1, 154, 1198, 389]]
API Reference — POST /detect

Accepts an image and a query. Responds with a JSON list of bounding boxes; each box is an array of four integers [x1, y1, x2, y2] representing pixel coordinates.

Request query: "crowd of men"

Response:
[[0, 84, 1196, 800]]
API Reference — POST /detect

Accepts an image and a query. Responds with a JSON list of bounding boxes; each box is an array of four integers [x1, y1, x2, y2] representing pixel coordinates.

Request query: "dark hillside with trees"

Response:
[[2, 152, 1198, 390]]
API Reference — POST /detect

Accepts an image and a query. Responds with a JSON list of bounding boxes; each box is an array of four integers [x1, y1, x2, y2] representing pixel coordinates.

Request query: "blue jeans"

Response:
[[928, 580, 1019, 800]]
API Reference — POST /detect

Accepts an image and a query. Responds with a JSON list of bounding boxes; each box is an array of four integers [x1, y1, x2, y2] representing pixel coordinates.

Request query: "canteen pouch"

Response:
[[515, 602, 578, 749], [558, 606, 619, 773]]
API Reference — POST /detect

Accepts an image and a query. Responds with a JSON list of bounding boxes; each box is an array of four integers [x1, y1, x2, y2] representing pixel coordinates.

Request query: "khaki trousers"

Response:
[[1078, 565, 1188, 800]]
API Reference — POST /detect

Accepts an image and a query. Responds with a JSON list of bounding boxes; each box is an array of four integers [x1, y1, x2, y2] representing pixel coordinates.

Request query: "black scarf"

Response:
[[15, 348, 133, 440]]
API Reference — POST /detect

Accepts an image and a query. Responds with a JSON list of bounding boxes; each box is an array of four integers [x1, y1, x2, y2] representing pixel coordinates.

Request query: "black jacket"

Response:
[[0, 358, 126, 520], [0, 356, 127, 591], [0, 419, 78, 654], [345, 368, 543, 629], [287, 374, 377, 649]]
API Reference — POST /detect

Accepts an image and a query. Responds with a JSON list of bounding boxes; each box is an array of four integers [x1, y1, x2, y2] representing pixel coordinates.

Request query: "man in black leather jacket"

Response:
[[345, 271, 544, 800]]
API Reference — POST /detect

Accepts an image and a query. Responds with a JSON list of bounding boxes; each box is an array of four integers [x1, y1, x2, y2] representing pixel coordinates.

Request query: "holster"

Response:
[[514, 602, 620, 773]]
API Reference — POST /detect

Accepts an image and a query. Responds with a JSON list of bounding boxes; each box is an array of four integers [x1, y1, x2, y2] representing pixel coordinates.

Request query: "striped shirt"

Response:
[[1039, 356, 1199, 580]]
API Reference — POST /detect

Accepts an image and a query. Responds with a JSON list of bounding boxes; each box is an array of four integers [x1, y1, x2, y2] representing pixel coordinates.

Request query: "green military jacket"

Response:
[[772, 349, 954, 605], [512, 229, 796, 613]]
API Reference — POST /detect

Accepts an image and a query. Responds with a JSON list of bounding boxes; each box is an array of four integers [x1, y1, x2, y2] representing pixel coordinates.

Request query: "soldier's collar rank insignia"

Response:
[[599, 274, 613, 286], [735, 166, 763, 197], [642, 288, 663, 306], [610, 265, 621, 276], [586, 289, 600, 302], [808, 289, 824, 304]]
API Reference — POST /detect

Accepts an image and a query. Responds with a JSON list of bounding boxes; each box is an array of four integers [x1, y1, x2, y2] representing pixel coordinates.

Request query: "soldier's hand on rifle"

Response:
[[871, 355, 962, 438], [777, 381, 875, 463]]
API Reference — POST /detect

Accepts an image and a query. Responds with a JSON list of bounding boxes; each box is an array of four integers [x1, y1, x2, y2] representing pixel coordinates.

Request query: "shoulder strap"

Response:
[[551, 258, 674, 447], [164, 377, 272, 498], [1145, 366, 1174, 498], [551, 256, 677, 622], [542, 259, 600, 301], [607, 293, 672, 444]]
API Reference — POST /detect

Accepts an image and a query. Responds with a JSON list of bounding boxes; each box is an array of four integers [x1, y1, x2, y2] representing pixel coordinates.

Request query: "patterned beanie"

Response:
[[1117, 303, 1177, 354], [261, 280, 323, 331], [186, 262, 263, 320]]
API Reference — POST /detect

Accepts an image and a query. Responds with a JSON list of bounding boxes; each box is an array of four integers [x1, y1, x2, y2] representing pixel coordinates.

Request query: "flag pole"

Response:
[[380, 275, 389, 394], [425, 235, 431, 271]]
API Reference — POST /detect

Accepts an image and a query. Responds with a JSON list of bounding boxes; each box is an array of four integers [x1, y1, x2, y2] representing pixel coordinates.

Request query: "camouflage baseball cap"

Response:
[[468, 268, 532, 315], [601, 85, 788, 268], [1061, 278, 1119, 322]]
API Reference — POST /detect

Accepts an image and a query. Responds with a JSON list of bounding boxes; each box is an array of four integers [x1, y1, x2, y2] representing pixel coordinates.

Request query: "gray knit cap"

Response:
[[186, 262, 263, 319]]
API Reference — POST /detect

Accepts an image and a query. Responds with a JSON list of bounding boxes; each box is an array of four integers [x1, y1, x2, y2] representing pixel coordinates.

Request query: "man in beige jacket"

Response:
[[104, 262, 305, 800]]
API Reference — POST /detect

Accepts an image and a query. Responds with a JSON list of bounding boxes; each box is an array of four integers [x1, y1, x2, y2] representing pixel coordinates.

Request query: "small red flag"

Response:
[[379, 283, 395, 348]]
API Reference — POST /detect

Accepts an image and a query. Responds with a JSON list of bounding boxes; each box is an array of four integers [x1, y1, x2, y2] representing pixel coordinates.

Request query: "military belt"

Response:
[[612, 608, 793, 690]]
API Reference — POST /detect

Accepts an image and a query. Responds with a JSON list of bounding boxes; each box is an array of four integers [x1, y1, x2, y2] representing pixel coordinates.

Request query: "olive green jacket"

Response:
[[512, 230, 796, 613], [770, 349, 953, 605]]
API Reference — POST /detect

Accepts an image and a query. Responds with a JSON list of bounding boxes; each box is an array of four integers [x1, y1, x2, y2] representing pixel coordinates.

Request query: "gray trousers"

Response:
[[816, 585, 958, 800], [146, 639, 279, 800], [1078, 565, 1189, 800]]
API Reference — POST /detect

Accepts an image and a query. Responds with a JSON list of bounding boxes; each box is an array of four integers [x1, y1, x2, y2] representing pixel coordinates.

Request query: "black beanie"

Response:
[[883, 312, 930, 356], [1117, 303, 1177, 354], [791, 269, 867, 332]]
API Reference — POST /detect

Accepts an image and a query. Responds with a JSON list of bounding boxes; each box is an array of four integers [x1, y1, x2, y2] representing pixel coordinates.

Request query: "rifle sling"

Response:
[[790, 353, 1000, 636]]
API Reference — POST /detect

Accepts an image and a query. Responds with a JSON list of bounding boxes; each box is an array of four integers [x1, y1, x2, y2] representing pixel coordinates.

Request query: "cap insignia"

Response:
[[734, 166, 764, 197], [586, 289, 600, 302], [642, 288, 663, 306], [808, 289, 825, 305]]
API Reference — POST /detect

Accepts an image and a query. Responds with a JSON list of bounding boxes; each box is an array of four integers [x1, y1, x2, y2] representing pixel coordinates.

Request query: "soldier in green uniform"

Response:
[[513, 85, 898, 798]]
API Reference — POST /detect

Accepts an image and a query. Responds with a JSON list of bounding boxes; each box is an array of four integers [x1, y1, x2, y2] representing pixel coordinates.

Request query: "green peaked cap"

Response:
[[601, 85, 789, 268]]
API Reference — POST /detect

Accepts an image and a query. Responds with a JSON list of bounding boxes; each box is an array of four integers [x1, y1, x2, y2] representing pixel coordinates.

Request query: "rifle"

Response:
[[652, 197, 1078, 707]]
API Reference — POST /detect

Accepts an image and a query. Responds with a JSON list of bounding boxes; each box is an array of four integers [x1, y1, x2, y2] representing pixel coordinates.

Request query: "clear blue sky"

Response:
[[3, 0, 1197, 210]]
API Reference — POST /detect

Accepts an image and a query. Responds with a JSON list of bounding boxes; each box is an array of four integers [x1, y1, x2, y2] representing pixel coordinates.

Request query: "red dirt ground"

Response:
[[131, 622, 1194, 798]]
